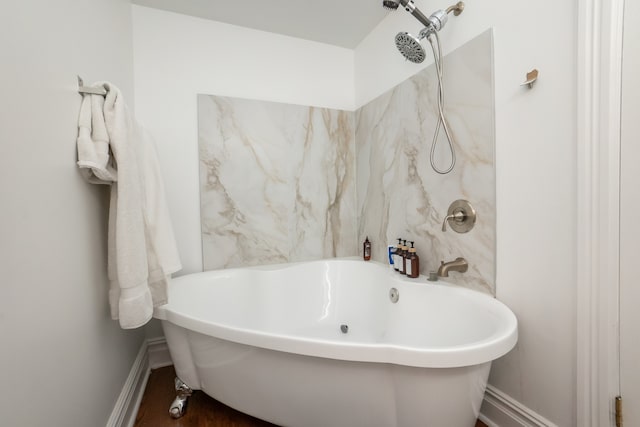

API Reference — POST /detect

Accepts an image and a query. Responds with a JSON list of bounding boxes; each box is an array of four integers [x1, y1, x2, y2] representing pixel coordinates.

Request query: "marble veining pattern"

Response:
[[197, 30, 495, 294], [356, 30, 495, 294], [198, 95, 357, 270]]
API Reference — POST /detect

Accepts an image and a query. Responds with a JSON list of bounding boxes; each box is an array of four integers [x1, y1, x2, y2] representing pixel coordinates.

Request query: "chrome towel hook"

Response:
[[77, 75, 106, 96]]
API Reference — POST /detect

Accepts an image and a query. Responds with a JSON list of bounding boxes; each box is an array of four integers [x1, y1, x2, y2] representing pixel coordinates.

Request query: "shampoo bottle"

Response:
[[407, 242, 420, 278]]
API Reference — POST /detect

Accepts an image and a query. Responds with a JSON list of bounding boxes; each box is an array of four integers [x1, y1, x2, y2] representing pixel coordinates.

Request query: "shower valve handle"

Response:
[[441, 200, 477, 233], [442, 210, 465, 232]]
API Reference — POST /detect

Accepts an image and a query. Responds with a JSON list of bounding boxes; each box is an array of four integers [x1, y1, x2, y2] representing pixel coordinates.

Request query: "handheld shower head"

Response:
[[395, 32, 426, 63], [382, 0, 401, 10], [382, 0, 433, 28]]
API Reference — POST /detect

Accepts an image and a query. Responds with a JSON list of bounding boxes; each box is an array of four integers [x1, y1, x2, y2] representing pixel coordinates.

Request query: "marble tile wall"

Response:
[[198, 95, 357, 270], [356, 30, 495, 294], [197, 30, 494, 293]]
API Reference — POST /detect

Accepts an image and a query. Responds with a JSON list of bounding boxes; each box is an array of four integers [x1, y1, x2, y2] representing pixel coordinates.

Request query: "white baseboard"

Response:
[[480, 385, 557, 427], [105, 341, 150, 427], [147, 337, 173, 369], [106, 338, 173, 427]]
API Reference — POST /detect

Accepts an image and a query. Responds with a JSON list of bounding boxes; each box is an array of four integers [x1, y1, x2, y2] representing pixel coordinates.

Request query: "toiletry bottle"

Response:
[[400, 239, 408, 274], [393, 238, 402, 271], [407, 242, 420, 278], [363, 237, 371, 261]]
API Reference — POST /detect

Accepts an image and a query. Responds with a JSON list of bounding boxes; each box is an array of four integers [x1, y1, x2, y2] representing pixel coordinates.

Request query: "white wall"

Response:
[[0, 1, 145, 426], [357, 3, 576, 426], [132, 5, 355, 279]]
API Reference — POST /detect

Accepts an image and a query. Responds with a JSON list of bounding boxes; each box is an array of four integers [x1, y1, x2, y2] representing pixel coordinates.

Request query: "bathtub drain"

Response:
[[340, 324, 349, 334], [389, 288, 399, 303]]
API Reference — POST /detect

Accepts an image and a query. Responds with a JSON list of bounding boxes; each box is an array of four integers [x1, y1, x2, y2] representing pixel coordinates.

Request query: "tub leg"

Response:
[[169, 377, 193, 419]]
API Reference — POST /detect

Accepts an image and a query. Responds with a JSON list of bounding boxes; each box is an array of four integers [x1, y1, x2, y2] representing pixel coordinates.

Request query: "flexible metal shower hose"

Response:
[[427, 30, 456, 174]]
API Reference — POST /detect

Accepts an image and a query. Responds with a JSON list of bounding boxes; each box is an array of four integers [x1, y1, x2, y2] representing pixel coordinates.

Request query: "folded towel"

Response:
[[77, 82, 181, 329]]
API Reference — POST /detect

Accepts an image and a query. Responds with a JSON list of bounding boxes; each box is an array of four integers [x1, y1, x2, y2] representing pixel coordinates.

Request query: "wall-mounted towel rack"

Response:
[[77, 76, 106, 96]]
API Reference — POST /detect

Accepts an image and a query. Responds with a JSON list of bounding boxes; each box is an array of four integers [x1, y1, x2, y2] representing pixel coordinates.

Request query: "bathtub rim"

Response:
[[154, 258, 518, 369]]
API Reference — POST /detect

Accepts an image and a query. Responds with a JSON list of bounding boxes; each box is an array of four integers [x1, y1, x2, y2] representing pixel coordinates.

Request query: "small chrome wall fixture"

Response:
[[520, 69, 539, 89], [442, 199, 476, 233], [77, 75, 107, 96]]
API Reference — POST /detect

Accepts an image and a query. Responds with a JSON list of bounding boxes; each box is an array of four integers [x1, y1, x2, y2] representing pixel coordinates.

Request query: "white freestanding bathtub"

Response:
[[154, 259, 517, 427]]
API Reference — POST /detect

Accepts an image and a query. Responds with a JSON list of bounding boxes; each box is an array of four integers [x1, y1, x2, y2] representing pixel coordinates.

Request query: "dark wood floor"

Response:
[[134, 366, 488, 427]]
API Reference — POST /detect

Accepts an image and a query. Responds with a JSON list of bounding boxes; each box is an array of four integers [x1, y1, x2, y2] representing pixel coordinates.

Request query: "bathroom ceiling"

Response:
[[131, 0, 389, 48]]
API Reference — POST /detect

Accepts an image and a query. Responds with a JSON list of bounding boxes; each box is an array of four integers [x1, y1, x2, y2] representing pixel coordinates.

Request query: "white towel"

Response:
[[76, 91, 116, 183], [77, 82, 181, 329]]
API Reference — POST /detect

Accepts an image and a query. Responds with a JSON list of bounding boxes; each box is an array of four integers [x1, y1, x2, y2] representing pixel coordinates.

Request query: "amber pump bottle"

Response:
[[407, 241, 420, 278], [363, 237, 371, 261]]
